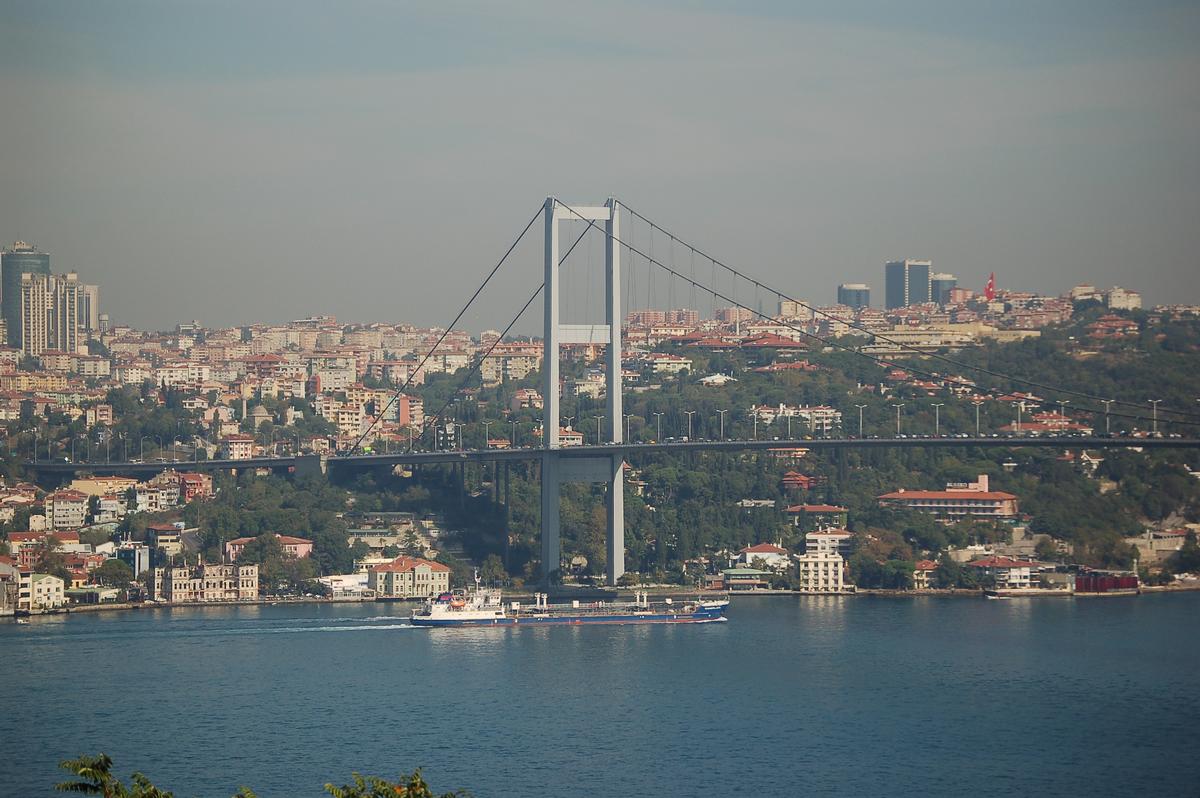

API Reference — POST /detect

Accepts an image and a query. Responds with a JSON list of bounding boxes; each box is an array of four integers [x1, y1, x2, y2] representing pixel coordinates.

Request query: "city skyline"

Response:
[[2, 1, 1198, 330]]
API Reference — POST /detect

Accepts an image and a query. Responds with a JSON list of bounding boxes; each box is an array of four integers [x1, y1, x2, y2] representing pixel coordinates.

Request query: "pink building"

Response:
[[225, 533, 313, 562]]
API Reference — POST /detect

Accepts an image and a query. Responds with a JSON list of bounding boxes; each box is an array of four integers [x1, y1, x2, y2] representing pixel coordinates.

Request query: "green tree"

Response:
[[55, 754, 174, 798], [1034, 538, 1058, 561], [34, 538, 71, 583], [480, 554, 506, 584], [94, 559, 134, 587], [55, 754, 463, 798]]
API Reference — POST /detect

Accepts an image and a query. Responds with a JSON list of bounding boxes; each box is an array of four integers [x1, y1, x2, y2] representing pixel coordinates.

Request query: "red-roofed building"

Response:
[[740, 333, 808, 351], [225, 534, 313, 562], [781, 471, 819, 491], [178, 472, 214, 502], [913, 559, 938, 590], [878, 474, 1018, 520], [738, 543, 791, 570], [367, 555, 451, 598]]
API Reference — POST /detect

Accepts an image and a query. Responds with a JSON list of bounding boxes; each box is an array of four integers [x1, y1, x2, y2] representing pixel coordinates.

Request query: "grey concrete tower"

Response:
[[541, 197, 625, 586]]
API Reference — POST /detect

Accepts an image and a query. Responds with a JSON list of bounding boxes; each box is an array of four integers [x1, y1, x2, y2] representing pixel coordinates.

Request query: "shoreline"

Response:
[[9, 581, 1200, 620]]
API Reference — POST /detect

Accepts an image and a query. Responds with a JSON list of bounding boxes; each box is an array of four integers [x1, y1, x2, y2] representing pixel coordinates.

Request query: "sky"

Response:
[[1, 0, 1197, 332]]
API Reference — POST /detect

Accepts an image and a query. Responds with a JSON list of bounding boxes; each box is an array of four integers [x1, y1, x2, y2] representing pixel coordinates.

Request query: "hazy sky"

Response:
[[2, 1, 1197, 332]]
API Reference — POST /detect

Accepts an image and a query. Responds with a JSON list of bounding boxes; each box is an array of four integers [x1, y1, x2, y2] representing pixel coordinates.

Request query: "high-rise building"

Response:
[[837, 283, 871, 309], [19, 271, 84, 356], [884, 259, 932, 309], [930, 273, 957, 305], [80, 284, 100, 333], [2, 241, 51, 347], [777, 299, 812, 320]]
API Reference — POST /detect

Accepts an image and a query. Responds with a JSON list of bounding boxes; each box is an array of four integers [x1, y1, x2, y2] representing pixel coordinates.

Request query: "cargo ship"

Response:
[[411, 576, 729, 627]]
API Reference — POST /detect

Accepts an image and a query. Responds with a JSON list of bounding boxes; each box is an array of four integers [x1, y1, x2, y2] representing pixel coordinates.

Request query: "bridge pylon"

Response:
[[541, 197, 624, 586]]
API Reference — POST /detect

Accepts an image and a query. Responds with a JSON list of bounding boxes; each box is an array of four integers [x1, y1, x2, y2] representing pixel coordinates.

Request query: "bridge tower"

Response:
[[541, 197, 624, 586]]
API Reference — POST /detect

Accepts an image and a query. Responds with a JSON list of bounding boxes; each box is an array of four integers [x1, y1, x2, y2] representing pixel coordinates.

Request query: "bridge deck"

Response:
[[25, 436, 1200, 477]]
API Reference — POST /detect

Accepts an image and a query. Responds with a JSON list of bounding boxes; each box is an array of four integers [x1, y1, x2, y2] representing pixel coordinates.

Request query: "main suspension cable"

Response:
[[345, 205, 543, 455], [619, 201, 1200, 421]]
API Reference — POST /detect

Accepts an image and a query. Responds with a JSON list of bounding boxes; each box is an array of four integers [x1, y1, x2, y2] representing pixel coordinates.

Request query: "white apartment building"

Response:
[[795, 529, 852, 594]]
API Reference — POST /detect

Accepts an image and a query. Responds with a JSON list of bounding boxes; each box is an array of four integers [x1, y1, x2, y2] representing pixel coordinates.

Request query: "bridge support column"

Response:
[[606, 455, 624, 584], [503, 461, 511, 570], [541, 197, 625, 586], [541, 453, 561, 583]]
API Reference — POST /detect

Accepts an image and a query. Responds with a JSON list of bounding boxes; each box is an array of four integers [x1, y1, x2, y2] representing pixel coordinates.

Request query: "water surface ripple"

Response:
[[3, 594, 1197, 797]]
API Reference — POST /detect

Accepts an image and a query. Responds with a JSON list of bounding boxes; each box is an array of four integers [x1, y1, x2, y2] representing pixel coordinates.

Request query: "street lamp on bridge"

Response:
[[854, 404, 867, 438], [931, 403, 944, 437], [684, 410, 696, 441], [891, 403, 905, 437], [653, 412, 664, 442], [972, 400, 985, 437], [716, 409, 728, 441]]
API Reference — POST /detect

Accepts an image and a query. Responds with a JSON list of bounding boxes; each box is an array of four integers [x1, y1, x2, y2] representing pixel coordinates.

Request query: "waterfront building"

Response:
[[878, 474, 1018, 520], [717, 567, 771, 591], [317, 573, 370, 598], [117, 544, 151, 577], [913, 559, 938, 590], [225, 533, 313, 562], [148, 563, 259, 602], [2, 241, 50, 347], [884, 259, 932, 309], [367, 555, 451, 598], [738, 543, 791, 571], [795, 529, 852, 593], [837, 283, 871, 309], [965, 556, 1035, 590], [19, 571, 65, 611], [0, 555, 19, 614]]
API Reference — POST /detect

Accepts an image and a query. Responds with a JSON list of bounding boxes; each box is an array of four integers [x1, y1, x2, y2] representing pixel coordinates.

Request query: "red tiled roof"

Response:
[[914, 559, 938, 571], [370, 556, 450, 574], [48, 489, 88, 501], [967, 557, 1035, 568], [879, 490, 1017, 501], [741, 543, 788, 555]]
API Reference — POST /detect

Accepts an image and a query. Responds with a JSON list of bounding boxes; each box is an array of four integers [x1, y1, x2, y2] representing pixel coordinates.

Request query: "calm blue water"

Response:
[[3, 594, 1198, 797]]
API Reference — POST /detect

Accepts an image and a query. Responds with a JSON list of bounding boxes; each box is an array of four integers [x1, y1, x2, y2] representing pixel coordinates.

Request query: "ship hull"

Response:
[[412, 608, 728, 627]]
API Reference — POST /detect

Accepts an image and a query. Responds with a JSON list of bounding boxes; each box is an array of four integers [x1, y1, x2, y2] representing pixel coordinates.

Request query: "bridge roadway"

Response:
[[26, 436, 1200, 479]]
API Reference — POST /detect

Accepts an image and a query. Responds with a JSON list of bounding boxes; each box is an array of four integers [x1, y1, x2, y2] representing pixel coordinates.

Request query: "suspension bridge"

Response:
[[27, 197, 1200, 585]]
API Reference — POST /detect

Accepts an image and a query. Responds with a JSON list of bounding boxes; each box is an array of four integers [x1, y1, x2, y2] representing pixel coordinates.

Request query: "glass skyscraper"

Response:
[[2, 241, 51, 347], [930, 272, 958, 305], [837, 283, 871, 309], [884, 259, 932, 309]]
